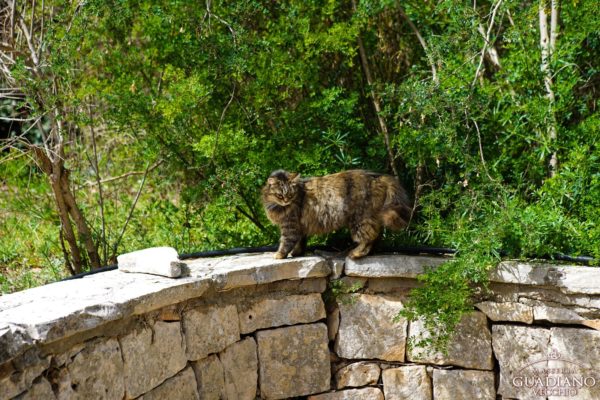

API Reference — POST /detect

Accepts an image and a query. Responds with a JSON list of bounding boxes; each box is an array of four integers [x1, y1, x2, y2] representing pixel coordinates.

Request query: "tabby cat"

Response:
[[261, 169, 412, 259]]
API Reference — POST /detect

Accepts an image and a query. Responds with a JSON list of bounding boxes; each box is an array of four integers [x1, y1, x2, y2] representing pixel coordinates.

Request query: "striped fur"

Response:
[[261, 170, 412, 259]]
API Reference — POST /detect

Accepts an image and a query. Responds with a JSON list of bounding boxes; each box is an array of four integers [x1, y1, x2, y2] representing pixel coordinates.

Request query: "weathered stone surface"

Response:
[[491, 261, 600, 294], [327, 304, 340, 342], [54, 338, 124, 400], [186, 253, 330, 290], [139, 366, 199, 400], [382, 365, 432, 400], [307, 387, 384, 400], [330, 258, 345, 279], [408, 311, 492, 370], [335, 294, 407, 361], [13, 377, 55, 400], [219, 337, 258, 400], [534, 305, 585, 324], [549, 327, 600, 400], [120, 321, 187, 399], [432, 369, 495, 400], [0, 349, 50, 400], [0, 271, 209, 365], [475, 301, 533, 324], [492, 325, 550, 400], [335, 362, 380, 389], [238, 294, 325, 334], [191, 355, 224, 400], [183, 304, 240, 360], [257, 323, 330, 399], [118, 246, 183, 277], [345, 255, 447, 278]]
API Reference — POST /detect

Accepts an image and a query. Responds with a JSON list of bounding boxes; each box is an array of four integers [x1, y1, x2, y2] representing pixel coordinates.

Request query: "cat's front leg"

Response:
[[274, 227, 303, 259]]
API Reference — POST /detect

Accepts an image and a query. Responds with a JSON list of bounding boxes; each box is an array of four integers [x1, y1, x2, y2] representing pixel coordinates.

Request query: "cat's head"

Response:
[[262, 170, 301, 206]]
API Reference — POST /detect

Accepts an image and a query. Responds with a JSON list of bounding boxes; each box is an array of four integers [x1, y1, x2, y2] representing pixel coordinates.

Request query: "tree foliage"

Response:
[[1, 0, 598, 348]]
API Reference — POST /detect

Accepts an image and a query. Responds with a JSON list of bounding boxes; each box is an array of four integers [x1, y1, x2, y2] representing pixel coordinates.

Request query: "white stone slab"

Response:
[[118, 246, 184, 278], [491, 261, 600, 294]]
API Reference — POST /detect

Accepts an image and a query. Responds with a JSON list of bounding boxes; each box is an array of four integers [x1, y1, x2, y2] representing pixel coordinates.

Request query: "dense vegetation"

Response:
[[1, 0, 598, 348]]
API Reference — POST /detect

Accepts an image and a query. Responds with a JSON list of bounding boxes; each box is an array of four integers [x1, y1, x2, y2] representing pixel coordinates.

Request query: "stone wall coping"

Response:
[[0, 253, 328, 365], [1, 252, 598, 367]]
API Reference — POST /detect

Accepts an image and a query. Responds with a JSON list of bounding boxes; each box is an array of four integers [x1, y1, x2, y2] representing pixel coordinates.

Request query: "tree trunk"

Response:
[[539, 0, 559, 177]]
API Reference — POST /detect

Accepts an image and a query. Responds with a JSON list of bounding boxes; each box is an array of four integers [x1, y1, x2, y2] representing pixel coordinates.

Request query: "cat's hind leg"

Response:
[[290, 236, 307, 257], [349, 220, 380, 259]]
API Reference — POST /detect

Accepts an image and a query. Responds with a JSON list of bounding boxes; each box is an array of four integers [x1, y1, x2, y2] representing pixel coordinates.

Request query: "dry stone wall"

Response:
[[2, 253, 600, 399]]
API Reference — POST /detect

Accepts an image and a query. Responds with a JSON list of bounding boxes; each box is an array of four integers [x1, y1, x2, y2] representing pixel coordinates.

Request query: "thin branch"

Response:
[[472, 118, 495, 182], [471, 0, 503, 87], [351, 0, 399, 178], [212, 83, 236, 161], [398, 7, 438, 84], [111, 161, 152, 260], [88, 108, 107, 263], [80, 159, 163, 187]]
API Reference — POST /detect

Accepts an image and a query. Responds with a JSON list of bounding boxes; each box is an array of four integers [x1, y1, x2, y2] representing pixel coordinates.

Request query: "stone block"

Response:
[[191, 355, 224, 400], [186, 253, 330, 290], [257, 323, 330, 399], [408, 311, 492, 370], [13, 377, 55, 400], [139, 366, 199, 400], [54, 338, 124, 400], [534, 305, 585, 324], [120, 321, 187, 399], [219, 338, 258, 400], [335, 362, 380, 389], [345, 255, 447, 278], [475, 301, 533, 324], [118, 246, 184, 278], [334, 294, 407, 361], [307, 387, 384, 400], [549, 327, 600, 400], [491, 262, 600, 295], [432, 369, 495, 400], [382, 365, 431, 400], [0, 349, 50, 400], [492, 325, 550, 400], [183, 304, 240, 360], [238, 294, 325, 334]]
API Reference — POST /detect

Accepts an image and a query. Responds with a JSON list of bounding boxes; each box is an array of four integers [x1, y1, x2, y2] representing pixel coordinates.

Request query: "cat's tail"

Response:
[[379, 175, 413, 230]]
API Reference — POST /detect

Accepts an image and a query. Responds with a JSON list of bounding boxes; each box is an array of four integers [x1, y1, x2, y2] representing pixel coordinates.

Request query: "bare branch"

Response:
[[212, 83, 236, 161], [398, 7, 438, 84], [472, 0, 503, 87]]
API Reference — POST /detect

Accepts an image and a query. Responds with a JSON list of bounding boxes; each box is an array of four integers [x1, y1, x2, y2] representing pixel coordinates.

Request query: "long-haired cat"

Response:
[[261, 170, 412, 259]]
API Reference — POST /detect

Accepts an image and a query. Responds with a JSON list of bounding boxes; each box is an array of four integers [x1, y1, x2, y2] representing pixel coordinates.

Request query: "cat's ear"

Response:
[[267, 177, 277, 185], [289, 172, 300, 182]]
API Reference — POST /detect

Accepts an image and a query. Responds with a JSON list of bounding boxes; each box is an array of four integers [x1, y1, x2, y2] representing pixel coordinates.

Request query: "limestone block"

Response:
[[491, 262, 600, 295], [432, 369, 495, 400], [334, 294, 407, 361], [549, 327, 600, 400], [475, 301, 533, 324], [120, 321, 187, 399], [330, 258, 345, 279], [407, 311, 492, 370], [534, 305, 585, 324], [0, 349, 50, 400], [335, 362, 380, 389], [327, 304, 340, 342], [185, 253, 330, 290], [183, 304, 240, 360], [118, 246, 184, 278], [191, 355, 225, 400], [238, 293, 325, 334], [381, 365, 432, 400], [219, 337, 258, 400], [307, 387, 384, 400], [492, 325, 550, 400], [54, 338, 124, 400], [13, 377, 56, 400], [257, 323, 330, 399], [345, 255, 447, 278], [139, 367, 199, 400]]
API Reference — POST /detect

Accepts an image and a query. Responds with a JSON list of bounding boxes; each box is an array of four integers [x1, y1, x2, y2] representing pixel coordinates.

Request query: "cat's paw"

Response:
[[273, 252, 286, 259], [348, 250, 366, 260]]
